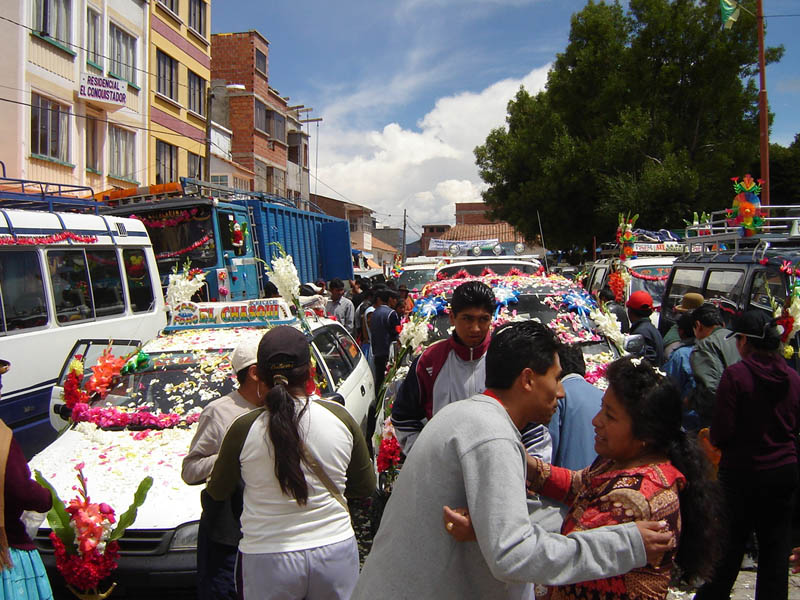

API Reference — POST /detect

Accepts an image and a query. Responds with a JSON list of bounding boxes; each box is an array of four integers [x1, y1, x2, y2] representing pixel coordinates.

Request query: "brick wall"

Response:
[[455, 202, 492, 225]]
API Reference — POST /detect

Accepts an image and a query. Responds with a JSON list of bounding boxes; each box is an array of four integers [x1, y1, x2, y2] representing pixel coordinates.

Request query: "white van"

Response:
[[0, 208, 165, 455]]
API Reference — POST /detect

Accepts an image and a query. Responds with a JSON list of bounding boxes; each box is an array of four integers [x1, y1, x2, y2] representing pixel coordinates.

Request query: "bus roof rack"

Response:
[[0, 169, 100, 213]]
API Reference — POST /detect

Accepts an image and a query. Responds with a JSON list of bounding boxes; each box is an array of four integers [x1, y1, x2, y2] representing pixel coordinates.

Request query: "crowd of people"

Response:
[[3, 272, 800, 600]]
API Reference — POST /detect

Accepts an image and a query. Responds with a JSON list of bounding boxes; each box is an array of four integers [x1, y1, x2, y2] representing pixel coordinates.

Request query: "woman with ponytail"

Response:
[[206, 326, 375, 600], [446, 355, 722, 599]]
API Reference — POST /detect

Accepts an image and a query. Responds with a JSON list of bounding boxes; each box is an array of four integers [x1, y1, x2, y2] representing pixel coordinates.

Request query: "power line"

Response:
[[0, 96, 207, 142], [0, 13, 200, 92]]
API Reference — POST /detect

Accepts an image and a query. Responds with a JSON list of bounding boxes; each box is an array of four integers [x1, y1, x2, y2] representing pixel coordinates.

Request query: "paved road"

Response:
[[668, 571, 800, 599]]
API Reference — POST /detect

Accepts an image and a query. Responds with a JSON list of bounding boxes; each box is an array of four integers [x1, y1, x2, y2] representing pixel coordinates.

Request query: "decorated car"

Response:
[[28, 297, 374, 593], [371, 269, 631, 502]]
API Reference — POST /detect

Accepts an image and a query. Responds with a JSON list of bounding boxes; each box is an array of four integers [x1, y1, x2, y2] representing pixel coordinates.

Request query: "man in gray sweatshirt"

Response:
[[353, 320, 674, 600]]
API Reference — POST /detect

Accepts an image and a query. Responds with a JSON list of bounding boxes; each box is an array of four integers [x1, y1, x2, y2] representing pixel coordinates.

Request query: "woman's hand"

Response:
[[635, 520, 676, 566], [790, 547, 800, 573], [443, 506, 476, 542]]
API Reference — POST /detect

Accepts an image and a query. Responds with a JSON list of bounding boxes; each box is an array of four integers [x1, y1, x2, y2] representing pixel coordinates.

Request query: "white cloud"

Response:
[[312, 64, 551, 226]]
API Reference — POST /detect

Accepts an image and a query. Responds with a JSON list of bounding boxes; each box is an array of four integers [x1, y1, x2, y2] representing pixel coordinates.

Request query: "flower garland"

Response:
[[0, 231, 98, 246], [131, 208, 198, 229], [35, 464, 152, 598], [626, 269, 669, 282], [774, 261, 800, 357], [156, 234, 212, 260]]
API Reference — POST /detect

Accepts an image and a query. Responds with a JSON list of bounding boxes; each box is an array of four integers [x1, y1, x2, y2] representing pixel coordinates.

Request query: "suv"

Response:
[[29, 299, 374, 593], [658, 206, 799, 338]]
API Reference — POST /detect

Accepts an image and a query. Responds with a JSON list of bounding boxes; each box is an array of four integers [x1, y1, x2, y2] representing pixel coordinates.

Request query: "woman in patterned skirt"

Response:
[[0, 359, 54, 600], [447, 356, 722, 599]]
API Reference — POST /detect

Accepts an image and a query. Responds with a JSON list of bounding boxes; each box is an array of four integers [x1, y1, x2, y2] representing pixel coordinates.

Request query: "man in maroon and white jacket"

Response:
[[391, 281, 494, 453], [391, 281, 553, 458]]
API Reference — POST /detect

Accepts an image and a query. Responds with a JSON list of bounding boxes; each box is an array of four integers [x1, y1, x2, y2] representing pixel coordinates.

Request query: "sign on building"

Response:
[[78, 73, 127, 110], [428, 238, 499, 251]]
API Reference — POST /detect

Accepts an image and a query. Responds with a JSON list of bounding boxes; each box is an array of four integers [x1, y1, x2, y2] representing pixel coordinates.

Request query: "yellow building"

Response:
[[148, 0, 211, 184]]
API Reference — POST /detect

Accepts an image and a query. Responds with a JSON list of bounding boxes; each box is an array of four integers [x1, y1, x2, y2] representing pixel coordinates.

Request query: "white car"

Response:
[[28, 299, 374, 592]]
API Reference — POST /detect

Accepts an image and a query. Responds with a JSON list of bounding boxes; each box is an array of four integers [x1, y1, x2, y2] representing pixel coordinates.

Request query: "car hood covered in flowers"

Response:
[[29, 327, 270, 530]]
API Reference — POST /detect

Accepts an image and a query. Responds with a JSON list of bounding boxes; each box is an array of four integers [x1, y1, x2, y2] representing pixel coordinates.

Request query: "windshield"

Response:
[[630, 266, 671, 306], [437, 262, 540, 278], [92, 350, 236, 422], [397, 268, 435, 290], [132, 206, 218, 275]]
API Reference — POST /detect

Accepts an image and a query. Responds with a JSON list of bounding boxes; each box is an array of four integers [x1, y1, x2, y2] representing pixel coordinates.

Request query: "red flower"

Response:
[[376, 436, 402, 473], [395, 325, 402, 333], [50, 533, 119, 591]]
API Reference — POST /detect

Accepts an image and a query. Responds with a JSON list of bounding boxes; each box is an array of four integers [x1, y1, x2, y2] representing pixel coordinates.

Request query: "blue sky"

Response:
[[212, 0, 800, 231]]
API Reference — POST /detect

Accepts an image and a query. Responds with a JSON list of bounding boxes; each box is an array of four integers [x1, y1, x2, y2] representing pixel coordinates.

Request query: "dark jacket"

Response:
[[688, 327, 740, 427], [629, 318, 664, 366], [711, 352, 800, 472]]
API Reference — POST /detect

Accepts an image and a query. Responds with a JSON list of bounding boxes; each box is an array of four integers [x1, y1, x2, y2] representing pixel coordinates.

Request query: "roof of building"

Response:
[[370, 237, 398, 253], [437, 222, 528, 243]]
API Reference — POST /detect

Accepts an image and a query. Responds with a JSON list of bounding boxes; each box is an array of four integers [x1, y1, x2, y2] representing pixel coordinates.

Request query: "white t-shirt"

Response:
[[237, 400, 355, 553]]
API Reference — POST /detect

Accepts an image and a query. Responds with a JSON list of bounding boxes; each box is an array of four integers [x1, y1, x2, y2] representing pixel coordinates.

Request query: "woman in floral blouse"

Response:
[[447, 356, 722, 599]]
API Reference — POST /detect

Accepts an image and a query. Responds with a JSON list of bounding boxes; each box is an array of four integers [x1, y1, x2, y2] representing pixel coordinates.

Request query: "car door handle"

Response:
[[361, 385, 366, 396]]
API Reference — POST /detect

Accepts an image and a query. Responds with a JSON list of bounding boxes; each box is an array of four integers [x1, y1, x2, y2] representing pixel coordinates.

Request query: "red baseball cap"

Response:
[[626, 290, 654, 311]]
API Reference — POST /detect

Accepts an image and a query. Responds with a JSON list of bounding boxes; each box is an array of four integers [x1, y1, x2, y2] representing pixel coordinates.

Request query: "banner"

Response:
[[428, 238, 499, 251]]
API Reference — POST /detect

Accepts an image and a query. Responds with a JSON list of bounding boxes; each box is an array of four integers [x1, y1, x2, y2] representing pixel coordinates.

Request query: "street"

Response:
[[668, 571, 800, 599]]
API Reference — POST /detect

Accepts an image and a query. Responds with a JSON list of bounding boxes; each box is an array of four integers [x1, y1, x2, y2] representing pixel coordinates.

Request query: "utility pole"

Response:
[[402, 209, 407, 262], [756, 0, 770, 205]]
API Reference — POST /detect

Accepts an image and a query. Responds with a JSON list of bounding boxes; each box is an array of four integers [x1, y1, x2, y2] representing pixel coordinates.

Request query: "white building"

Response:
[[0, 0, 149, 191]]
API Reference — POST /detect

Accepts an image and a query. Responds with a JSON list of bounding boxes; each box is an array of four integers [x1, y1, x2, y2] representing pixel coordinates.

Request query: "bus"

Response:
[[0, 180, 165, 456]]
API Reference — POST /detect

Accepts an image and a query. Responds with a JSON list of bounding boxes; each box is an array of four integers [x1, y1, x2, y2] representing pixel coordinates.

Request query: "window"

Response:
[[750, 269, 787, 311], [209, 174, 228, 197], [188, 0, 206, 36], [255, 49, 267, 75], [288, 144, 299, 164], [187, 152, 203, 178], [156, 50, 177, 100], [233, 176, 250, 190], [157, 0, 178, 13], [662, 267, 704, 316], [0, 251, 48, 332], [87, 251, 125, 317], [267, 167, 285, 196], [268, 111, 285, 143], [187, 71, 205, 115], [33, 0, 71, 44], [312, 327, 355, 390], [155, 140, 177, 183], [109, 24, 136, 85], [109, 126, 135, 181], [123, 249, 155, 312], [706, 269, 745, 326], [47, 250, 94, 324], [255, 100, 267, 132], [30, 93, 69, 162], [589, 267, 607, 293], [85, 116, 98, 171], [86, 9, 101, 66]]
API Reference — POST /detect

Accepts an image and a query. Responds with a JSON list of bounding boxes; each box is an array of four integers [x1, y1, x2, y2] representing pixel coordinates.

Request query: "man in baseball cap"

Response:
[[182, 339, 264, 600], [625, 290, 665, 365]]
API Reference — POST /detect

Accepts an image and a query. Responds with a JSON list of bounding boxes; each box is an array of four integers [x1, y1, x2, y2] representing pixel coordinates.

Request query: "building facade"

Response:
[[210, 31, 311, 204], [148, 0, 211, 185], [0, 0, 149, 190]]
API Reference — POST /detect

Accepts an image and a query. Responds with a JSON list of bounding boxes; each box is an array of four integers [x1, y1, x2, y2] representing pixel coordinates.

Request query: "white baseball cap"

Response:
[[230, 340, 258, 374]]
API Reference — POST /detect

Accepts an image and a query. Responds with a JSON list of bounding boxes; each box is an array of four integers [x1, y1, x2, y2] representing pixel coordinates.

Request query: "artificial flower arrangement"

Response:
[[165, 259, 207, 310], [726, 174, 764, 237], [616, 212, 639, 259], [390, 254, 404, 279], [768, 260, 800, 359], [35, 464, 152, 599], [62, 350, 202, 430]]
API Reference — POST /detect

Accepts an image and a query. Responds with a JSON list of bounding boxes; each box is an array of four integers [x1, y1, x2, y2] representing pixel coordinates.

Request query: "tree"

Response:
[[475, 0, 784, 248]]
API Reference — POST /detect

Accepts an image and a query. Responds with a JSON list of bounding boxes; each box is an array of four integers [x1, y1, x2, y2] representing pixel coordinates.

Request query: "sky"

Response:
[[211, 0, 800, 237]]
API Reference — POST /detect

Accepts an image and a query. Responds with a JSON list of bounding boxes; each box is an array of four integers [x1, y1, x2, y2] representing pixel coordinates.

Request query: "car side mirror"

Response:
[[623, 334, 646, 355], [53, 403, 72, 420]]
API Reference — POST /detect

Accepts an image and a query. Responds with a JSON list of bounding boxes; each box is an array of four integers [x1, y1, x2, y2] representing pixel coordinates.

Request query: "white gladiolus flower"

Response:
[[590, 307, 625, 354], [165, 268, 206, 309], [398, 317, 430, 351], [269, 253, 301, 307]]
